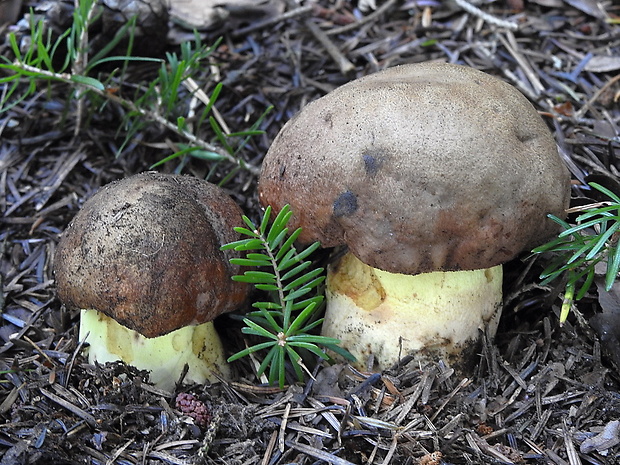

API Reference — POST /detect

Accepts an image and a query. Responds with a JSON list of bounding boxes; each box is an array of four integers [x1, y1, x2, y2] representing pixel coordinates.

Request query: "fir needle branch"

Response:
[[533, 182, 620, 321], [222, 205, 355, 387]]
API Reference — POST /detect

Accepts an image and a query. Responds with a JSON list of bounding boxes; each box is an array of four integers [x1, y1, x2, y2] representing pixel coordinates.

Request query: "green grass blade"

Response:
[[234, 271, 277, 284], [606, 243, 620, 291], [255, 284, 280, 292], [277, 347, 286, 388], [220, 237, 258, 250], [227, 340, 276, 362], [268, 228, 289, 251], [295, 317, 324, 334], [88, 17, 140, 69], [286, 301, 317, 335], [283, 268, 324, 292], [590, 182, 620, 204], [290, 295, 324, 311], [267, 212, 290, 245], [197, 81, 223, 129], [585, 222, 619, 260], [252, 301, 283, 310], [276, 247, 299, 272], [323, 343, 357, 362], [284, 277, 325, 301], [257, 347, 278, 379], [287, 334, 343, 345], [209, 116, 234, 154], [575, 266, 596, 301], [292, 241, 321, 262], [229, 258, 270, 267], [289, 342, 330, 360], [233, 227, 259, 237], [242, 319, 278, 340], [285, 345, 304, 382], [231, 239, 266, 251], [280, 261, 312, 281], [257, 206, 272, 236], [8, 32, 21, 61], [559, 217, 612, 237], [70, 75, 105, 91], [275, 228, 303, 261], [270, 205, 293, 235]]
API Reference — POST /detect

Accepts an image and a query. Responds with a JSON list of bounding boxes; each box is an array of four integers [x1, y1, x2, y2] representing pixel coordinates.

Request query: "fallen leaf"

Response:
[[584, 56, 620, 73], [168, 0, 285, 31], [580, 420, 620, 453], [563, 0, 608, 19]]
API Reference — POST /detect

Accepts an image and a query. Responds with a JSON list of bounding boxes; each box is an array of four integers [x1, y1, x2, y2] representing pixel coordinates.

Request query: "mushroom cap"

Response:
[[54, 172, 248, 338], [259, 63, 571, 275]]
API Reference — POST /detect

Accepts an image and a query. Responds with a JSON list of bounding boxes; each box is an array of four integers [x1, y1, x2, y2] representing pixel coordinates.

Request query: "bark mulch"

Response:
[[1, 0, 619, 463]]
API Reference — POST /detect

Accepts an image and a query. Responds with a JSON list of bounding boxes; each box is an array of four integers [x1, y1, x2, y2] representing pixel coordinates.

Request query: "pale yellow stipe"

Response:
[[321, 253, 503, 371], [80, 309, 230, 391]]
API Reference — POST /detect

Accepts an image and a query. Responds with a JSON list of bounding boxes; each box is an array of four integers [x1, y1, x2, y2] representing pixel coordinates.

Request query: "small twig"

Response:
[[231, 4, 314, 38], [563, 418, 581, 465], [228, 380, 286, 395], [261, 431, 278, 465], [106, 438, 134, 465], [63, 330, 89, 389], [40, 388, 98, 428], [183, 78, 230, 134], [305, 20, 355, 76], [380, 436, 399, 465], [430, 377, 471, 422], [326, 0, 397, 36], [285, 439, 357, 465], [574, 73, 620, 120], [467, 433, 518, 463], [278, 402, 291, 452], [73, 0, 99, 136], [498, 32, 545, 96], [22, 335, 56, 368], [452, 0, 519, 30]]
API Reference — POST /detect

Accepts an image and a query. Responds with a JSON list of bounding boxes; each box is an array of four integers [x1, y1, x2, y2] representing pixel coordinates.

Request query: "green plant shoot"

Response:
[[0, 3, 264, 174], [533, 182, 620, 324], [221, 205, 355, 388]]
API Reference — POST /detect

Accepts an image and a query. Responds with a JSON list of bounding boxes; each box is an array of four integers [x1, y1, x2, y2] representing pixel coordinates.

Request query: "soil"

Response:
[[1, 0, 619, 464]]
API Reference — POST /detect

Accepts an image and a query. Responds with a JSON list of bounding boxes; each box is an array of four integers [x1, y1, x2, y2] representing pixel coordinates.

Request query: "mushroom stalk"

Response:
[[321, 252, 503, 371], [80, 310, 230, 391]]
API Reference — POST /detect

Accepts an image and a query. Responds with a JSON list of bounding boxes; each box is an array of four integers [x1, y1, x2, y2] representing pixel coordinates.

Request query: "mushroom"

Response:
[[258, 63, 571, 371], [54, 172, 248, 390]]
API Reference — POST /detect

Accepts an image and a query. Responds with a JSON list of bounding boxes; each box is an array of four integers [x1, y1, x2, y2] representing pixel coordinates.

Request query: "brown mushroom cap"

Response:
[[54, 172, 248, 338], [259, 63, 571, 275]]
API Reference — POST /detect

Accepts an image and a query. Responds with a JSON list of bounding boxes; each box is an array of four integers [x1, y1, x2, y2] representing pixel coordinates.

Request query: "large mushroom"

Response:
[[54, 172, 248, 390], [259, 63, 571, 372]]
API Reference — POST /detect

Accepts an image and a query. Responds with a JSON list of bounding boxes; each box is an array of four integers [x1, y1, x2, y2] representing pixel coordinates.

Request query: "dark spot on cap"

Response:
[[363, 152, 383, 176], [333, 191, 358, 217], [323, 111, 334, 129]]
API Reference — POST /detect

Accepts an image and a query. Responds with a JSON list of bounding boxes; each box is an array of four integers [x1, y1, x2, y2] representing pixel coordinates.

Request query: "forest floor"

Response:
[[1, 0, 620, 464]]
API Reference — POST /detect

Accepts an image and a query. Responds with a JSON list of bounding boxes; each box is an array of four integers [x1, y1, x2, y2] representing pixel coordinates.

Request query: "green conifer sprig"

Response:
[[0, 2, 264, 174], [221, 205, 354, 388], [533, 182, 620, 322]]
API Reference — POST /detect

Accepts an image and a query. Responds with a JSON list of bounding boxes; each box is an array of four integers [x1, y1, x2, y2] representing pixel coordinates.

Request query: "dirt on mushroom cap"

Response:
[[259, 62, 571, 275], [54, 172, 248, 338]]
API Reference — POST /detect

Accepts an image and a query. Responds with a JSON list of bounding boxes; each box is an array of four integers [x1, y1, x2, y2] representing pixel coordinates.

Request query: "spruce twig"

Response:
[[222, 205, 355, 388]]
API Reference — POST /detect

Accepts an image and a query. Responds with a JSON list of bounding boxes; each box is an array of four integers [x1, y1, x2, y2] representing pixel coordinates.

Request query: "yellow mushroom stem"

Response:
[[321, 252, 503, 372], [79, 310, 230, 391]]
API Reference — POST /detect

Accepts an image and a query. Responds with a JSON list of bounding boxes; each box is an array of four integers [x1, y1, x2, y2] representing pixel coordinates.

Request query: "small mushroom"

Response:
[[54, 172, 248, 390], [259, 63, 571, 371]]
